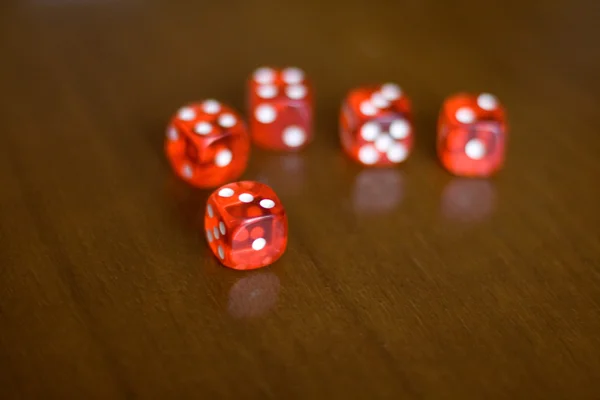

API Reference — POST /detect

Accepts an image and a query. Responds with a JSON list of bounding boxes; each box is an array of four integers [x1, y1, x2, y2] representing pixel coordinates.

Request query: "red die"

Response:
[[205, 181, 288, 270], [340, 83, 414, 166], [165, 100, 250, 188], [437, 93, 507, 177], [247, 66, 314, 151]]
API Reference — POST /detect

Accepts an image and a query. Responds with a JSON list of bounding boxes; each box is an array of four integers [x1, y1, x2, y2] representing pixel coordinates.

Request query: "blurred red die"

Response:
[[165, 100, 250, 188], [247, 66, 314, 151], [437, 93, 507, 177], [340, 83, 414, 166]]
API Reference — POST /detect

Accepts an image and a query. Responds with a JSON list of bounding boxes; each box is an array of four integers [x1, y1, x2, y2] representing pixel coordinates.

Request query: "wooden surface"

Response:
[[1, 0, 600, 398]]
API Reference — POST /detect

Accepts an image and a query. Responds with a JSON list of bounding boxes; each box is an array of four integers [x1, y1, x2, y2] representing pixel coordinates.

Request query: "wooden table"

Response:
[[2, 0, 599, 398]]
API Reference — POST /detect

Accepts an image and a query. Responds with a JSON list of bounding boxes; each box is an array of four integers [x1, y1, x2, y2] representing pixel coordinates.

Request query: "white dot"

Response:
[[358, 145, 379, 165], [218, 188, 234, 197], [282, 126, 306, 148], [360, 122, 380, 141], [178, 107, 196, 121], [194, 121, 212, 135], [215, 149, 232, 167], [257, 85, 278, 99], [381, 83, 402, 101], [387, 143, 408, 163], [360, 101, 377, 116], [253, 67, 275, 84], [213, 226, 220, 239], [218, 245, 225, 259], [167, 127, 179, 141], [206, 229, 213, 242], [456, 107, 476, 124], [285, 85, 307, 100], [477, 93, 498, 111], [389, 119, 410, 139], [219, 221, 226, 235], [375, 134, 394, 152], [282, 67, 304, 84], [465, 139, 486, 160], [181, 164, 193, 178], [239, 193, 254, 203], [371, 92, 390, 108], [218, 113, 236, 128], [202, 100, 221, 114], [260, 199, 275, 209], [252, 238, 266, 251], [255, 104, 277, 124], [207, 204, 214, 218]]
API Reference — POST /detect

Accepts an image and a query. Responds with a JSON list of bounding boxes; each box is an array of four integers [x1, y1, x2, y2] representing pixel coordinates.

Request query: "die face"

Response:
[[437, 93, 507, 177], [165, 100, 250, 188], [441, 121, 505, 177], [248, 66, 314, 151], [229, 215, 287, 269], [205, 181, 288, 270], [340, 83, 414, 166]]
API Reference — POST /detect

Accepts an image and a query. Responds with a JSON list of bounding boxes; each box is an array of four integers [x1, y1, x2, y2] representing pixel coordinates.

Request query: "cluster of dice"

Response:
[[165, 66, 508, 270]]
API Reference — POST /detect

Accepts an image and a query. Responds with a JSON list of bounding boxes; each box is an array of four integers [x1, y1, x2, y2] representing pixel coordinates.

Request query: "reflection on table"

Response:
[[253, 153, 306, 196], [441, 178, 496, 223], [227, 271, 281, 319], [352, 168, 404, 215]]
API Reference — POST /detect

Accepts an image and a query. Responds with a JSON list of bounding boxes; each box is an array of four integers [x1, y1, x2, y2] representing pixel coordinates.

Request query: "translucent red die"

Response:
[[165, 100, 250, 188], [205, 181, 288, 270], [437, 93, 507, 177], [340, 83, 414, 166], [247, 66, 314, 151]]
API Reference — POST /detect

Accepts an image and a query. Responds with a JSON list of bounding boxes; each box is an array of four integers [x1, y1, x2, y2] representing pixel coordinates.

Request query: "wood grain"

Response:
[[1, 0, 600, 398]]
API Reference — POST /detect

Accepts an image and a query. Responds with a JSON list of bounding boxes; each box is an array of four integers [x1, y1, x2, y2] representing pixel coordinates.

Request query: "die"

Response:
[[247, 66, 314, 151], [340, 83, 414, 166], [437, 93, 507, 177], [205, 181, 288, 270], [165, 100, 250, 188]]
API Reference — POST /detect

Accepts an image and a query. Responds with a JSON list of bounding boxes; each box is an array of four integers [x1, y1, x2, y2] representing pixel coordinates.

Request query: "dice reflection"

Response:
[[254, 153, 306, 196], [441, 178, 496, 223], [352, 169, 404, 214], [227, 272, 281, 319]]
